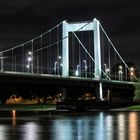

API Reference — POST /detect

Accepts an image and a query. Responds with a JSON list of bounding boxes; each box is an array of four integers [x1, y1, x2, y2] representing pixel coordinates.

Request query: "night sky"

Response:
[[0, 0, 140, 71]]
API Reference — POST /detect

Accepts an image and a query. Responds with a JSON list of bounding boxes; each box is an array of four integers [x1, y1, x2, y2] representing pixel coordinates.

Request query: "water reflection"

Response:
[[129, 112, 138, 140], [0, 125, 8, 140], [105, 114, 113, 140], [93, 112, 105, 140], [0, 111, 140, 140], [12, 110, 16, 126], [21, 122, 41, 140], [117, 113, 126, 140]]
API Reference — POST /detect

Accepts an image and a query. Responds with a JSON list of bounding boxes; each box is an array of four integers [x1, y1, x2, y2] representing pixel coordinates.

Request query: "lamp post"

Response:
[[54, 56, 62, 75], [104, 64, 110, 79], [118, 65, 123, 81], [58, 56, 61, 75], [75, 64, 80, 76], [54, 61, 58, 75], [26, 51, 32, 73], [27, 56, 32, 73], [130, 67, 134, 82], [83, 60, 87, 78], [37, 51, 39, 74]]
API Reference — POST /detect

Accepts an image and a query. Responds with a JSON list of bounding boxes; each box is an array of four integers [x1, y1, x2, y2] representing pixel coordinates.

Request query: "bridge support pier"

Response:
[[95, 82, 103, 100], [62, 88, 67, 99]]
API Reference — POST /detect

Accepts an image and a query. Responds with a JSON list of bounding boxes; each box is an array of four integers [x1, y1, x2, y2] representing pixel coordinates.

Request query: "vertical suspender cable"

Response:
[[57, 25, 59, 75], [88, 31, 91, 78], [12, 49, 14, 71], [108, 41, 111, 78], [40, 35, 43, 74], [49, 31, 51, 74], [31, 40, 34, 74], [22, 44, 24, 72]]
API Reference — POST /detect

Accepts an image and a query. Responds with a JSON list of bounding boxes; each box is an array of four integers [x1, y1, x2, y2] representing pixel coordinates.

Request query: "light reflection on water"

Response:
[[117, 113, 126, 140], [129, 112, 138, 140], [0, 111, 140, 140]]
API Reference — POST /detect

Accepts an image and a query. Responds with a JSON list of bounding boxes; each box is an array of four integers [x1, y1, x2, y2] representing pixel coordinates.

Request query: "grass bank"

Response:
[[126, 105, 140, 110], [0, 104, 56, 111]]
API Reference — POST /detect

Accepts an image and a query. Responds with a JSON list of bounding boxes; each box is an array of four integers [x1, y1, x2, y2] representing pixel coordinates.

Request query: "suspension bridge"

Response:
[[0, 18, 136, 101]]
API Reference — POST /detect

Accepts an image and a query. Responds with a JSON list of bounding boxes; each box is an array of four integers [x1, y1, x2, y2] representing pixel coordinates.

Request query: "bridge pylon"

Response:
[[62, 18, 103, 100]]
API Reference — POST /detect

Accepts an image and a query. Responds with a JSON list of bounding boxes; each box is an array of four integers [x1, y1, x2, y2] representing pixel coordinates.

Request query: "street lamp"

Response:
[[27, 56, 32, 62], [26, 64, 30, 69], [104, 64, 110, 79], [75, 64, 80, 76], [54, 56, 62, 75], [27, 51, 33, 73], [28, 51, 32, 55], [58, 56, 62, 75], [58, 56, 61, 60], [119, 65, 123, 70], [54, 61, 58, 75], [118, 65, 123, 81], [83, 60, 87, 77], [130, 67, 135, 82]]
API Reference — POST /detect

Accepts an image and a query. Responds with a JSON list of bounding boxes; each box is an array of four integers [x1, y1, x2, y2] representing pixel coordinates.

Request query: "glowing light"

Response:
[[75, 65, 80, 76], [117, 113, 125, 140], [119, 65, 123, 70], [128, 112, 138, 140], [27, 57, 32, 62], [26, 65, 30, 68], [130, 67, 134, 71], [106, 115, 113, 140], [58, 56, 61, 59], [0, 125, 8, 140], [12, 110, 16, 126], [75, 70, 79, 76], [22, 122, 40, 140], [28, 51, 32, 55]]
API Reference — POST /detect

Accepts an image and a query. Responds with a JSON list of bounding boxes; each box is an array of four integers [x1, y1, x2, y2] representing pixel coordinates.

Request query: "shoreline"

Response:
[[0, 104, 140, 112]]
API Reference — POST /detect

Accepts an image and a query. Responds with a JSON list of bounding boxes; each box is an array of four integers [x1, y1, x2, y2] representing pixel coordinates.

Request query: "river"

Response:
[[0, 110, 139, 140]]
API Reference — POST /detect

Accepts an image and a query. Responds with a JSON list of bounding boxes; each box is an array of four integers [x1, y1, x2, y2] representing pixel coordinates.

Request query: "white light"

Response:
[[28, 51, 32, 55], [58, 56, 61, 59], [106, 68, 110, 72], [83, 60, 87, 70], [118, 70, 123, 74], [130, 67, 134, 71], [119, 65, 123, 70], [28, 57, 32, 62], [75, 65, 80, 76], [26, 65, 30, 68], [130, 72, 134, 76], [75, 70, 79, 76]]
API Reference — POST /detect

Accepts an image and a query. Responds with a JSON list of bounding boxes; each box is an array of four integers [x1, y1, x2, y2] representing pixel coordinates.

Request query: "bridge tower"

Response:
[[62, 18, 103, 100]]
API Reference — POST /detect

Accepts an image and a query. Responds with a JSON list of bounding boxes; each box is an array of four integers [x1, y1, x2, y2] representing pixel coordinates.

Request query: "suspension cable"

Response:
[[73, 32, 111, 80], [0, 22, 63, 54], [99, 23, 137, 80]]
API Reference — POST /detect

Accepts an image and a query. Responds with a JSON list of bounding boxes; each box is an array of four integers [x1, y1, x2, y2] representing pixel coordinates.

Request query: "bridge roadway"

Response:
[[0, 71, 135, 99], [0, 71, 134, 88]]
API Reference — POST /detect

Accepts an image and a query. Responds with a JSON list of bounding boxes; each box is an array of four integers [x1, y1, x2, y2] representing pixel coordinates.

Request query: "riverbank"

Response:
[[0, 104, 56, 111], [110, 104, 140, 111], [0, 104, 140, 112]]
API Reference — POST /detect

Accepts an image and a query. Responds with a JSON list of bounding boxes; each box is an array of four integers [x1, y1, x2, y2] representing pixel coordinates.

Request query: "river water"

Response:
[[0, 110, 140, 140]]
